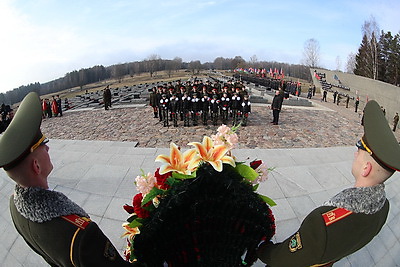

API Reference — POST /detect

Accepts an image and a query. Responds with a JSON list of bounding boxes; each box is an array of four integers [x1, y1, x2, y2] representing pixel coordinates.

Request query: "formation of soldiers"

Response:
[[149, 79, 252, 127]]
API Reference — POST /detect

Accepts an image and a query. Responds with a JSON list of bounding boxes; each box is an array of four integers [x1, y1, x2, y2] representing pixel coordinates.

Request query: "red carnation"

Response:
[[250, 159, 262, 170], [133, 193, 150, 218], [154, 168, 172, 190], [123, 204, 135, 214]]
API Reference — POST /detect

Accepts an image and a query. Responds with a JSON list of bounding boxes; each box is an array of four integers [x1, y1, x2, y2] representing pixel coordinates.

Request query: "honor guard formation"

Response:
[[149, 78, 252, 127]]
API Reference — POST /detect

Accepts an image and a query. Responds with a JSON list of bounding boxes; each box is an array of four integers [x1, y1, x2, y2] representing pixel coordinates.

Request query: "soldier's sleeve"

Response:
[[257, 207, 330, 267], [70, 219, 143, 266]]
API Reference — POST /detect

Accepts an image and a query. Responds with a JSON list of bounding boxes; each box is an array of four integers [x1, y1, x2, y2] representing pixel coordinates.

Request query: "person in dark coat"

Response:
[[393, 112, 399, 132], [149, 87, 158, 118], [336, 94, 341, 106], [56, 95, 63, 116], [333, 91, 337, 104], [200, 94, 210, 126], [220, 92, 230, 125], [210, 95, 220, 126], [271, 90, 284, 125], [181, 92, 191, 127], [231, 92, 242, 126], [0, 92, 141, 267], [160, 94, 170, 127], [241, 94, 251, 126], [156, 87, 163, 121], [169, 94, 179, 127], [355, 97, 360, 113], [258, 100, 400, 266], [191, 93, 200, 126], [346, 94, 350, 108], [103, 86, 112, 110]]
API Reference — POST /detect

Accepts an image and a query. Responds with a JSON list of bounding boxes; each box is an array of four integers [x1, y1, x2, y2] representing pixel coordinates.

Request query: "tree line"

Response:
[[0, 55, 311, 105], [353, 17, 400, 86]]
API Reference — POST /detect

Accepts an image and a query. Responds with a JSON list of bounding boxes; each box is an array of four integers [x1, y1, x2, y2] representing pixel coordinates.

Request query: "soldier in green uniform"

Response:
[[0, 92, 141, 266], [257, 100, 400, 266]]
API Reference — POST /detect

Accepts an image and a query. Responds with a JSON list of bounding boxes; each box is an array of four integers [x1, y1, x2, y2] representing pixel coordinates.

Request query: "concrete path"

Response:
[[1, 139, 399, 266]]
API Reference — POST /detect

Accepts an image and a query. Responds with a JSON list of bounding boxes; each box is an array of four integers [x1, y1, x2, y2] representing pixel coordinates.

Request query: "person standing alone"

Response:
[[393, 112, 399, 132], [103, 86, 112, 110], [271, 90, 284, 125]]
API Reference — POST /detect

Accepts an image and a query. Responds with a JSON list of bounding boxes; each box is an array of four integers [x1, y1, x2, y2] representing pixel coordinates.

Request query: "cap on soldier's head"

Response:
[[361, 100, 400, 172], [0, 92, 45, 171]]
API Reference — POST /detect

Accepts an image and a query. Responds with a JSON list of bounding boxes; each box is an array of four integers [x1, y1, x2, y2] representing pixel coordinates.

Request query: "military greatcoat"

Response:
[[258, 201, 389, 266], [10, 196, 137, 267]]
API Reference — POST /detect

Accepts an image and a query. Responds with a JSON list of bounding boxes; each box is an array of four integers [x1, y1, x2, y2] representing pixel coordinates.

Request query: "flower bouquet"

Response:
[[122, 125, 276, 266]]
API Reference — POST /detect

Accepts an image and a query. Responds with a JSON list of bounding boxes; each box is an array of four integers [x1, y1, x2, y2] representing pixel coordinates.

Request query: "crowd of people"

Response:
[[41, 95, 63, 118], [149, 79, 253, 127], [1, 92, 399, 266]]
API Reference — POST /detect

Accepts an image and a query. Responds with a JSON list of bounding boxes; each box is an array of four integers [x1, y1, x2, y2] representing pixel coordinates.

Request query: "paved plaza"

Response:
[[1, 98, 400, 266]]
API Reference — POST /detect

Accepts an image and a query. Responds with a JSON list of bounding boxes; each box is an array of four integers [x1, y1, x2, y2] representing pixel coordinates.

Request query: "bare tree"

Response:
[[189, 60, 202, 74], [213, 57, 225, 70], [231, 56, 246, 69], [302, 38, 320, 68], [172, 57, 182, 72], [145, 54, 161, 77], [362, 16, 380, 79], [250, 55, 258, 67], [111, 63, 127, 83], [346, 52, 356, 74]]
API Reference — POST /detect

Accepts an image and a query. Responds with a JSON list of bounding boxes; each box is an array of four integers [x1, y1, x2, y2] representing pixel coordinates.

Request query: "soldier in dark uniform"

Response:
[[0, 92, 141, 267], [169, 94, 179, 127], [200, 94, 210, 126], [160, 94, 170, 127], [210, 95, 220, 126], [231, 92, 242, 126], [174, 80, 182, 92], [258, 100, 400, 267], [220, 92, 230, 125], [307, 86, 312, 99], [333, 91, 338, 104], [241, 94, 251, 127], [355, 97, 360, 113], [346, 94, 350, 108], [149, 87, 158, 118], [177, 86, 186, 121], [156, 87, 163, 121], [191, 93, 200, 126], [181, 92, 191, 127]]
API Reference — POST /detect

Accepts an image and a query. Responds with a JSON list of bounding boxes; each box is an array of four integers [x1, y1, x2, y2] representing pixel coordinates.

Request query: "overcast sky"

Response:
[[1, 0, 399, 93]]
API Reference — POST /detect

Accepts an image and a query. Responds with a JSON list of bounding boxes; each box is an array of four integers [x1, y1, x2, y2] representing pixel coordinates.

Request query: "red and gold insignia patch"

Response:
[[62, 214, 91, 229], [322, 208, 353, 226], [289, 232, 302, 252]]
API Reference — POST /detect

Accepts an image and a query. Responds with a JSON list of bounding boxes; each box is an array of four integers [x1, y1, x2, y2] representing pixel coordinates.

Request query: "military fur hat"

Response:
[[362, 100, 400, 172], [0, 92, 44, 170]]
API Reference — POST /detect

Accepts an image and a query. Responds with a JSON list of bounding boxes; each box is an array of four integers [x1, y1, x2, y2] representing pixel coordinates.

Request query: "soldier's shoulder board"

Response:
[[322, 208, 353, 226], [61, 214, 91, 229]]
